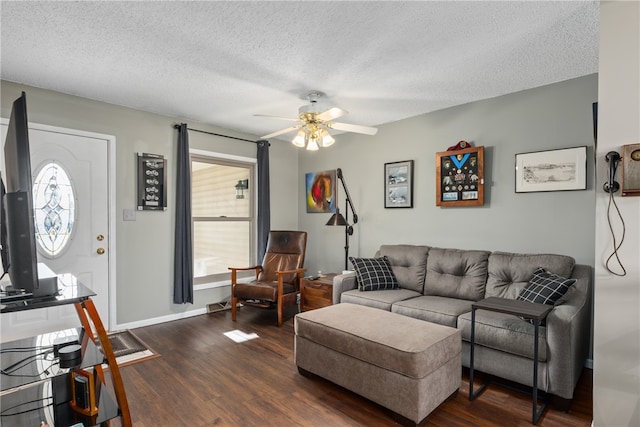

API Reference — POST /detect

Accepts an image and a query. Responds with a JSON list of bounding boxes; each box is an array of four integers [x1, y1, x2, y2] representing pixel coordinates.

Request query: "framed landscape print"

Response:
[[436, 146, 484, 207], [385, 160, 414, 208], [515, 146, 587, 193]]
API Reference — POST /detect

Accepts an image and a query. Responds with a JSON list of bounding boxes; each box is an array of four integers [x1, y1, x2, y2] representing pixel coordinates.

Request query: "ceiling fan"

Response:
[[256, 91, 378, 150]]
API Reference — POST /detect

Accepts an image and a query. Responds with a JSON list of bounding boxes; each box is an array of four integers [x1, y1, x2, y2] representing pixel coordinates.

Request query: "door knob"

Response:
[[97, 234, 104, 241], [97, 248, 105, 255]]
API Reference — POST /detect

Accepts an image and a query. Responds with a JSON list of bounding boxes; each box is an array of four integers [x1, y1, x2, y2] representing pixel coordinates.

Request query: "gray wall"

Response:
[[300, 74, 597, 275], [0, 80, 300, 326], [594, 2, 640, 426], [1, 74, 598, 328]]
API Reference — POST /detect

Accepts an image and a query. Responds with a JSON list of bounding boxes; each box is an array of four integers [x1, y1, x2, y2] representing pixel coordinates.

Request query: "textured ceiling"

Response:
[[1, 1, 599, 141]]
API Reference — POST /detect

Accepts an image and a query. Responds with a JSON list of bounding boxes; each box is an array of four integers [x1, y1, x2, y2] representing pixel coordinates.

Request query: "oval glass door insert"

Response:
[[33, 162, 76, 257]]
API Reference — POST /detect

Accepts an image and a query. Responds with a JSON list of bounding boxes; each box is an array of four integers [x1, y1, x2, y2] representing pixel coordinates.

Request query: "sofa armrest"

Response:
[[332, 272, 357, 304], [545, 264, 592, 399]]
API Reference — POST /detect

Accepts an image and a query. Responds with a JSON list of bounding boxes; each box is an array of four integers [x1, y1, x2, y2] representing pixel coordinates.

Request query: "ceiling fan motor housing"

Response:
[[299, 91, 329, 115]]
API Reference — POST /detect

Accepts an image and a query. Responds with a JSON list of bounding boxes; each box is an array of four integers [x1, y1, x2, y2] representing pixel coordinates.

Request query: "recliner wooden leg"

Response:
[[231, 296, 238, 321], [277, 304, 283, 327]]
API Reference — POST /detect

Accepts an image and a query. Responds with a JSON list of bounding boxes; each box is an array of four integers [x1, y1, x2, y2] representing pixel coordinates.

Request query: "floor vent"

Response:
[[207, 301, 232, 313]]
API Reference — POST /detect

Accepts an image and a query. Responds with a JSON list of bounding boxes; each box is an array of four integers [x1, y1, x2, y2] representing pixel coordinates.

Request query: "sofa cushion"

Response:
[[458, 310, 547, 361], [485, 252, 575, 299], [349, 256, 399, 291], [518, 267, 576, 306], [341, 288, 421, 311], [375, 245, 430, 293], [423, 248, 489, 301], [392, 296, 474, 328]]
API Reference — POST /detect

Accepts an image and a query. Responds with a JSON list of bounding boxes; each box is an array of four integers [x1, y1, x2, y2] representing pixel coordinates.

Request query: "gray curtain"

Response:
[[173, 124, 193, 304], [256, 139, 270, 263]]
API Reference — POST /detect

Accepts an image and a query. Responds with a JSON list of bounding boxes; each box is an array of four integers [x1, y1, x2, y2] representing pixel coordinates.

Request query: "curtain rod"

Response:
[[173, 124, 261, 144]]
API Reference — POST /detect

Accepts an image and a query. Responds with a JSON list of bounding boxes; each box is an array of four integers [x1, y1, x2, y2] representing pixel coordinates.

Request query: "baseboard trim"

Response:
[[585, 358, 593, 369], [113, 307, 208, 331]]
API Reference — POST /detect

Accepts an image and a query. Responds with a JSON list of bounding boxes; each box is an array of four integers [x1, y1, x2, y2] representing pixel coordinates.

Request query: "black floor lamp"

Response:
[[326, 168, 358, 271]]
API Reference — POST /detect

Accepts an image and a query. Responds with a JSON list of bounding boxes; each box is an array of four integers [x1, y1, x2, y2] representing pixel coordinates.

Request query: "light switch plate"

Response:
[[123, 209, 136, 221]]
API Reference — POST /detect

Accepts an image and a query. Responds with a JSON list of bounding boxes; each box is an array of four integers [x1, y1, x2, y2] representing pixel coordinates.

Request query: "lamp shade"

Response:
[[319, 128, 335, 147], [326, 211, 348, 226], [292, 129, 306, 147], [306, 136, 319, 151]]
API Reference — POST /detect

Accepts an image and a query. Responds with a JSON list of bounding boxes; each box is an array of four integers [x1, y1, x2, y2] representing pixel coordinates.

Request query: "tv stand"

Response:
[[1, 277, 132, 426]]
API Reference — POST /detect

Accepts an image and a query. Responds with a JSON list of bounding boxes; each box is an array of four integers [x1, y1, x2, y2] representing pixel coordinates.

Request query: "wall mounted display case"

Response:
[[137, 153, 167, 211], [436, 146, 484, 207]]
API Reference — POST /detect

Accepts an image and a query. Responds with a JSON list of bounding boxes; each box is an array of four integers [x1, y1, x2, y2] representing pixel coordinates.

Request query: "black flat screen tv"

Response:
[[0, 177, 8, 278], [2, 92, 40, 294]]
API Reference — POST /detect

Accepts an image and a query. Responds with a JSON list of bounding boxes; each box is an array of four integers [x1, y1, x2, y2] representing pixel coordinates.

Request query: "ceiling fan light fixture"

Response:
[[306, 134, 320, 151], [292, 129, 307, 147], [261, 90, 378, 148], [319, 128, 335, 147]]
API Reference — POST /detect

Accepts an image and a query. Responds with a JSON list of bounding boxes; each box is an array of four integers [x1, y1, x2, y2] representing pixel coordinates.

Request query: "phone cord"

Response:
[[605, 190, 626, 276]]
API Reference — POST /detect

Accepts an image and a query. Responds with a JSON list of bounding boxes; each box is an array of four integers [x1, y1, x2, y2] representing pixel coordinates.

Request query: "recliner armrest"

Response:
[[332, 272, 357, 304], [275, 267, 307, 275], [229, 265, 262, 282]]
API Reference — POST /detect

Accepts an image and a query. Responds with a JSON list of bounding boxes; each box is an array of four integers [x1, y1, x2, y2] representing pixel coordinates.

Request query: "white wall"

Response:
[[0, 81, 300, 327], [593, 2, 640, 426], [299, 75, 598, 275]]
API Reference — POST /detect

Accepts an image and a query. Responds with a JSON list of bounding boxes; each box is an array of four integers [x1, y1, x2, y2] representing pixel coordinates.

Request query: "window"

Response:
[[191, 152, 255, 285], [32, 162, 76, 258]]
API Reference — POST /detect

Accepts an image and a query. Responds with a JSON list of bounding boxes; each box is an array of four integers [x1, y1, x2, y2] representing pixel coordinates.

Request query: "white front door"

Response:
[[1, 122, 114, 342]]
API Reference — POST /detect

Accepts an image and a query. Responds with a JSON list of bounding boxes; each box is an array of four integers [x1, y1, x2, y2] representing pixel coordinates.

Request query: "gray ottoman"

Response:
[[295, 303, 461, 426]]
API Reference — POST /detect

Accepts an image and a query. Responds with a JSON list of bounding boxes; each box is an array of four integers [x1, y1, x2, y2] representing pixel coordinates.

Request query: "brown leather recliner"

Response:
[[229, 231, 307, 327]]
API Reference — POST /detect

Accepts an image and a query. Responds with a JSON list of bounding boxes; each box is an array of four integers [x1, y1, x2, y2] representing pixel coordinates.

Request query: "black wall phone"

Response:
[[603, 149, 626, 276], [603, 151, 621, 193]]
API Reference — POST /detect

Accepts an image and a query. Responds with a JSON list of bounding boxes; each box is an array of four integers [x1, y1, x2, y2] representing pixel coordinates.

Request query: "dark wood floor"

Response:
[[109, 307, 592, 427]]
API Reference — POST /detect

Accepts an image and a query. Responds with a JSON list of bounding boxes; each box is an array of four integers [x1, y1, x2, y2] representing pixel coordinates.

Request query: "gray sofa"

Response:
[[332, 244, 592, 402]]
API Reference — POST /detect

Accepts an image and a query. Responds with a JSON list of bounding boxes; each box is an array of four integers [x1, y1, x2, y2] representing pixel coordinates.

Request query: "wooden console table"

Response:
[[1, 276, 131, 426]]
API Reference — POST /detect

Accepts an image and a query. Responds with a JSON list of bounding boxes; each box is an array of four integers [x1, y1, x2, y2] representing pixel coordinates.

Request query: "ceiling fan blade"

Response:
[[261, 125, 301, 139], [330, 122, 378, 135], [254, 114, 300, 122], [316, 107, 348, 122]]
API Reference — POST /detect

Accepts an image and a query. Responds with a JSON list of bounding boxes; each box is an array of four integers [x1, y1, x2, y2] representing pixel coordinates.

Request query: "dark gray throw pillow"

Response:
[[517, 267, 576, 306], [349, 256, 399, 291]]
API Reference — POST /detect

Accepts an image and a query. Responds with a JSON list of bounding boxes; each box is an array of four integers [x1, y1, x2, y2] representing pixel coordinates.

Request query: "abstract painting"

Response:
[[306, 170, 337, 213]]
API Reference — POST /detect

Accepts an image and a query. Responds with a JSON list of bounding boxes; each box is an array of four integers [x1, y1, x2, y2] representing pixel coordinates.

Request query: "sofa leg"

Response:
[[297, 366, 317, 378], [551, 395, 572, 412], [392, 412, 428, 427]]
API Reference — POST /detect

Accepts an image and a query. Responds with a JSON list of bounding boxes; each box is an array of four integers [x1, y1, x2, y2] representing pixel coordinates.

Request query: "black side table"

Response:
[[468, 297, 553, 425]]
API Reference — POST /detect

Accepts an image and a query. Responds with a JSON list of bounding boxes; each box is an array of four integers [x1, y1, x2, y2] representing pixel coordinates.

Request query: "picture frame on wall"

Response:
[[137, 152, 167, 210], [385, 160, 413, 208], [436, 146, 484, 206], [515, 146, 587, 193], [305, 170, 337, 213]]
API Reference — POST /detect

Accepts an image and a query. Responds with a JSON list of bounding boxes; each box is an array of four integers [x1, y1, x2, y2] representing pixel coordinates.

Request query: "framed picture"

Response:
[[385, 160, 413, 208], [436, 146, 484, 206], [306, 170, 337, 213], [515, 146, 587, 193]]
